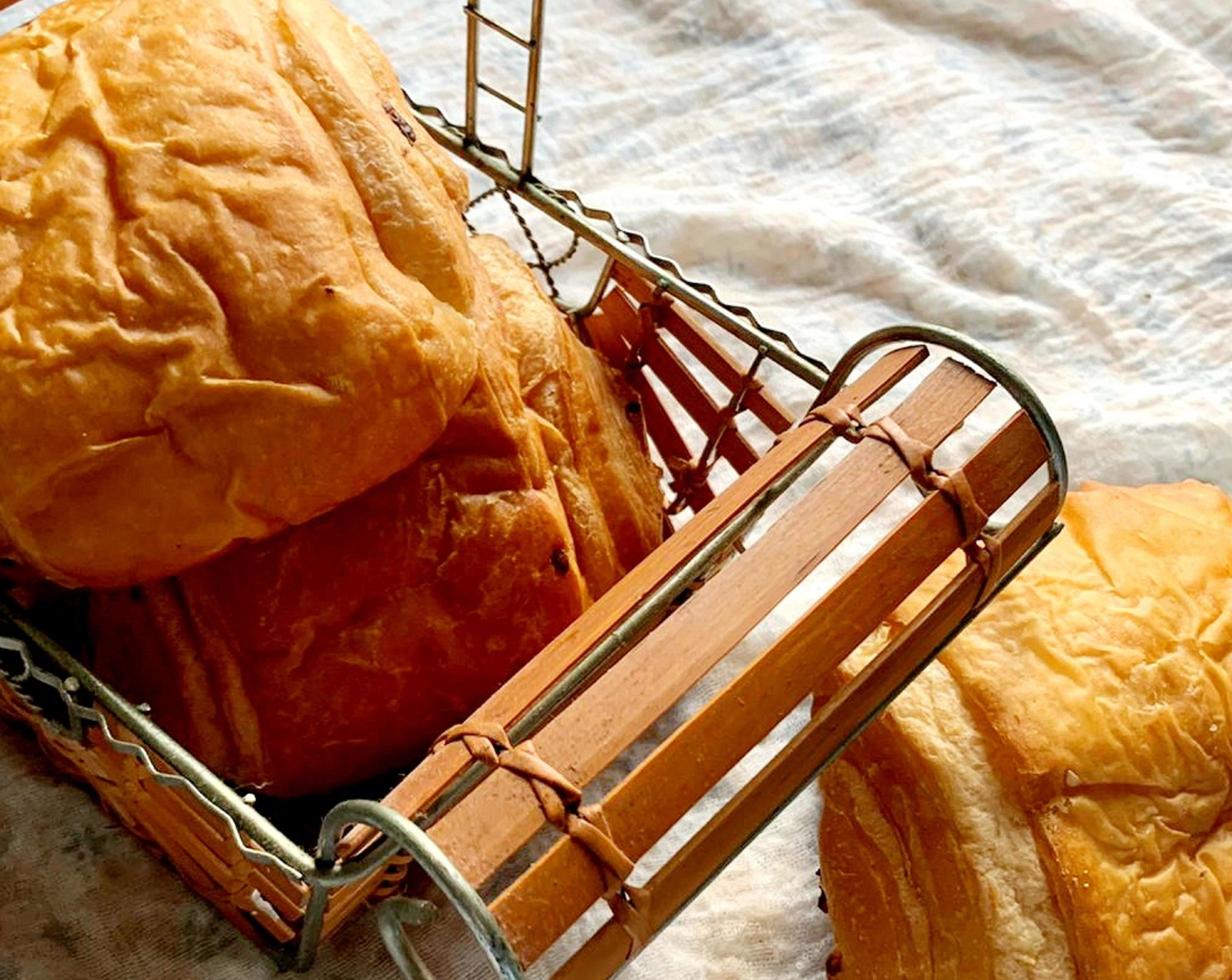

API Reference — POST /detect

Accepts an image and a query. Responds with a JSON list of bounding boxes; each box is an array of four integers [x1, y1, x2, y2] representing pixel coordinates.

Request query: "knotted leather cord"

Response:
[[431, 723, 653, 959], [807, 400, 1004, 605]]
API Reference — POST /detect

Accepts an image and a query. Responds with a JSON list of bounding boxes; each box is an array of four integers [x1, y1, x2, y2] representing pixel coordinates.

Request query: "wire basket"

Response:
[[0, 3, 1068, 977]]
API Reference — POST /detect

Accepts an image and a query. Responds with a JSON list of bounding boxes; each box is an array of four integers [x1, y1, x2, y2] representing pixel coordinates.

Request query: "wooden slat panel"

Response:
[[112, 718, 308, 926], [246, 903, 298, 946], [596, 290, 719, 505], [145, 798, 249, 887], [247, 864, 305, 925], [129, 782, 246, 894], [641, 331, 760, 473], [582, 299, 639, 368], [637, 377, 716, 512], [152, 775, 307, 926], [144, 825, 245, 931], [142, 766, 240, 863], [610, 265, 794, 434], [494, 411, 1048, 963], [603, 288, 762, 474], [662, 310, 794, 435], [425, 359, 993, 890], [556, 481, 1062, 978], [143, 743, 307, 926], [218, 869, 299, 946], [338, 345, 928, 860], [0, 665, 307, 940]]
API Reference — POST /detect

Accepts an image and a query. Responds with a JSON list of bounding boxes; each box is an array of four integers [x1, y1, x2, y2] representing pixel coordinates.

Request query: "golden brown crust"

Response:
[[472, 235, 664, 594], [0, 0, 479, 587], [819, 758, 936, 978], [89, 262, 583, 794], [818, 629, 1074, 980], [89, 246, 662, 796], [818, 481, 1232, 979]]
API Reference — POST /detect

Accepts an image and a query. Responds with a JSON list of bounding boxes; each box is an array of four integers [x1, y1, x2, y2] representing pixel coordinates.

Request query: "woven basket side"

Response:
[[0, 684, 305, 945]]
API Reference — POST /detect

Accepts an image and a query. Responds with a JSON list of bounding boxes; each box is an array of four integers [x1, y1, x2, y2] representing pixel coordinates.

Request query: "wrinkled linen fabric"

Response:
[[1, 0, 1229, 977]]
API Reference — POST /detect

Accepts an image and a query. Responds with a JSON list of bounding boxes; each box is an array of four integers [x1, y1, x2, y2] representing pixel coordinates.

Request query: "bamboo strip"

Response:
[[602, 288, 761, 474], [337, 345, 928, 860], [26, 706, 307, 936], [592, 287, 720, 506], [326, 348, 927, 928], [610, 266, 793, 434], [635, 367, 717, 511], [425, 359, 993, 889], [556, 482, 1061, 978], [494, 411, 1046, 962], [641, 331, 760, 472], [246, 861, 306, 925]]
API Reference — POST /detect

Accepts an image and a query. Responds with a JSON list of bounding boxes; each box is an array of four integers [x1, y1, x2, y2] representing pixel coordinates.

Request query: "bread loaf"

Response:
[[817, 481, 1232, 979], [0, 0, 664, 795], [472, 236, 665, 594], [0, 0, 479, 587], [89, 238, 662, 796]]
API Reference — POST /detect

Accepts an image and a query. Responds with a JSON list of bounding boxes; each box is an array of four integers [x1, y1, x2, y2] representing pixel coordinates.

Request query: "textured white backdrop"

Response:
[[1, 0, 1230, 977]]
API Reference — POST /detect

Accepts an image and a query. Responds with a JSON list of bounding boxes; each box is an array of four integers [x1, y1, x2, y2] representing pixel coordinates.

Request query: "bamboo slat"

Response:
[[556, 481, 1062, 977], [635, 367, 717, 511], [597, 290, 727, 505], [611, 265, 793, 434], [641, 331, 760, 472], [586, 288, 729, 507], [424, 358, 993, 890], [494, 411, 1048, 963], [337, 344, 929, 861], [659, 313, 793, 434], [0, 696, 305, 943], [601, 288, 761, 475]]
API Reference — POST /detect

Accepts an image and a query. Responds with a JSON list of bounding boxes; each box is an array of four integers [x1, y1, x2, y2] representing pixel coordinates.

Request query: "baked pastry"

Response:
[[0, 0, 479, 587], [472, 236, 664, 595], [816, 481, 1232, 979], [89, 238, 662, 796], [0, 0, 663, 795]]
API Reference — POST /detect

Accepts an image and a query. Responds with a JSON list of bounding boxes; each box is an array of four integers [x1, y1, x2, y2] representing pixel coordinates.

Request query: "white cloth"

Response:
[[1, 0, 1229, 977]]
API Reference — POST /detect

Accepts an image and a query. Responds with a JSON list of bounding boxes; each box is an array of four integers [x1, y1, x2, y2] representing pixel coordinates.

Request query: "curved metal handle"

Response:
[[295, 799, 524, 979], [816, 323, 1069, 494], [376, 896, 440, 980]]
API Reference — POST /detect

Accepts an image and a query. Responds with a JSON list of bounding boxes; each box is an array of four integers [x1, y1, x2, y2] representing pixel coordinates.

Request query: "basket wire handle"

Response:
[[814, 323, 1068, 491], [464, 0, 546, 177], [812, 323, 1067, 609], [377, 897, 440, 980], [309, 799, 524, 980]]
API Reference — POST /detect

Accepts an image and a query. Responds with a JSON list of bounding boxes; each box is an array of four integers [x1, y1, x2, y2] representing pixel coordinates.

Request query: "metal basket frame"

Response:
[[0, 3, 1068, 978]]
